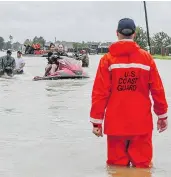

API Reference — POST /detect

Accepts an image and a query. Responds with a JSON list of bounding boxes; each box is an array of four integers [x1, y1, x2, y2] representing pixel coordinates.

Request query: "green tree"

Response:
[[32, 36, 46, 47], [12, 42, 22, 51], [9, 35, 13, 43], [134, 26, 148, 50], [24, 39, 32, 46], [0, 37, 4, 50], [3, 41, 12, 50], [81, 41, 88, 48], [152, 32, 171, 54], [73, 42, 79, 49]]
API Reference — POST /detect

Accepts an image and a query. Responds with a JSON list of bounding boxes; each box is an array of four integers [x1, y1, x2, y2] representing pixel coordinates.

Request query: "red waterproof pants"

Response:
[[107, 132, 152, 168]]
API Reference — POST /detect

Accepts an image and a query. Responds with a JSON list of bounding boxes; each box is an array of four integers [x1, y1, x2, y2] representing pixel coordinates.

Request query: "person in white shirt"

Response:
[[15, 51, 25, 74]]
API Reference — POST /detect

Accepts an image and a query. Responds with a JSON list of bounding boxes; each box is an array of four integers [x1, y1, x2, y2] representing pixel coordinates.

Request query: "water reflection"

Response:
[[46, 79, 89, 89], [106, 165, 152, 177]]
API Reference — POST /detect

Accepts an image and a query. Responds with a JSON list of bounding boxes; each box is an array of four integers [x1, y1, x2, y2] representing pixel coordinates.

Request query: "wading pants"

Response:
[[107, 132, 152, 168]]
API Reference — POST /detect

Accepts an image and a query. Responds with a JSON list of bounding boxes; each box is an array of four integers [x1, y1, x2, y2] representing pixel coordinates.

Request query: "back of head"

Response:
[[109, 18, 139, 56], [7, 50, 12, 55], [117, 18, 136, 38]]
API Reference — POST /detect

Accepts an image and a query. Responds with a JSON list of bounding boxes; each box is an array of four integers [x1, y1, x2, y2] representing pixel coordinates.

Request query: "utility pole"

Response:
[[143, 1, 151, 54]]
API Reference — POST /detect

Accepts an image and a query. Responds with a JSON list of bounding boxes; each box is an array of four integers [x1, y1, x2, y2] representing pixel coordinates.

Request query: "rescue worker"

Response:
[[0, 50, 16, 76], [36, 43, 41, 50], [80, 50, 89, 67], [90, 18, 168, 168], [14, 51, 25, 74]]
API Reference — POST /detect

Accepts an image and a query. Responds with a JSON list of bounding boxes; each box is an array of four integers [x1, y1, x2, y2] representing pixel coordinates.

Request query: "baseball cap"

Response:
[[117, 18, 136, 36], [17, 51, 22, 54], [7, 50, 12, 54]]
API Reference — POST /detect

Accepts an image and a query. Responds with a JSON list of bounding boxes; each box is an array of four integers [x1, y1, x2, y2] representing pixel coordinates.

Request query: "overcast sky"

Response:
[[0, 1, 170, 43]]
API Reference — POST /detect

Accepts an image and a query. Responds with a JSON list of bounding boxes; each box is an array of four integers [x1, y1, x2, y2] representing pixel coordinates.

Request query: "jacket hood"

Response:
[[109, 40, 140, 57]]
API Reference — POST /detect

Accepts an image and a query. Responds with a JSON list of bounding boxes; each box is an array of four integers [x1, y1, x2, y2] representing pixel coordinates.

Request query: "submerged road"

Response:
[[0, 52, 170, 177]]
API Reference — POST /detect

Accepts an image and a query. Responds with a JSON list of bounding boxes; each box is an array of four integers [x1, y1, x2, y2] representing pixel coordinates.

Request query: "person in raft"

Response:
[[90, 18, 168, 168]]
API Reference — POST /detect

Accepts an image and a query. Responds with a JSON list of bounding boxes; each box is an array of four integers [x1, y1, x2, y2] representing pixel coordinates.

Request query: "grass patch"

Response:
[[97, 53, 105, 55], [152, 55, 171, 60], [97, 54, 171, 60]]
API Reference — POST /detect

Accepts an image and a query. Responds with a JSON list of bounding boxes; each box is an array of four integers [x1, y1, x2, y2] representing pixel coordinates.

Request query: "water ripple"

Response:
[[0, 54, 170, 177]]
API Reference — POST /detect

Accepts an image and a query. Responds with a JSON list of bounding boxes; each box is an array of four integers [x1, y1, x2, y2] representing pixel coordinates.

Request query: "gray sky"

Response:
[[0, 1, 170, 43]]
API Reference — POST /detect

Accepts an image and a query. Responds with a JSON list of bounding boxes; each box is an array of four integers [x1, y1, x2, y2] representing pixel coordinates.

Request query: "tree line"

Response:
[[134, 26, 171, 55], [1, 27, 171, 55], [0, 36, 46, 51]]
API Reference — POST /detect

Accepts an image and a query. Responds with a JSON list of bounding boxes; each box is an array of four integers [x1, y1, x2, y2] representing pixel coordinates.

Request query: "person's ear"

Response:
[[116, 31, 119, 37], [133, 33, 136, 38]]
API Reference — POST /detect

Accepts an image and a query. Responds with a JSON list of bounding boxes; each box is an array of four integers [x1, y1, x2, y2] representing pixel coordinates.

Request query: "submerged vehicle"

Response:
[[33, 56, 89, 81]]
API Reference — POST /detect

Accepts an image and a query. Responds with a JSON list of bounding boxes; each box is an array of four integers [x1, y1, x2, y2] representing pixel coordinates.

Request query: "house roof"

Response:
[[98, 42, 112, 48], [54, 41, 74, 48]]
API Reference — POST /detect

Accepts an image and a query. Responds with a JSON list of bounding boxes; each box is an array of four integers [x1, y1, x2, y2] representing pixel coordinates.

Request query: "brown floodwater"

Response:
[[0, 52, 170, 177]]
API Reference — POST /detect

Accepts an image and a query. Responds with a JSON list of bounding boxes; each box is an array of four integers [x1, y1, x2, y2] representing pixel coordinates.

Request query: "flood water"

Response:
[[0, 52, 170, 177]]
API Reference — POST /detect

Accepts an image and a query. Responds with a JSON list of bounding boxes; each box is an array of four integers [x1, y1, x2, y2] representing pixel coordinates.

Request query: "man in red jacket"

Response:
[[90, 18, 168, 168]]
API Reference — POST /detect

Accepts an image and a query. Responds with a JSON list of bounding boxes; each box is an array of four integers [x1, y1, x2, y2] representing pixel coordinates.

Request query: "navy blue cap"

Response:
[[117, 18, 136, 36]]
